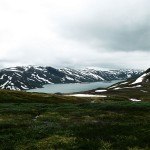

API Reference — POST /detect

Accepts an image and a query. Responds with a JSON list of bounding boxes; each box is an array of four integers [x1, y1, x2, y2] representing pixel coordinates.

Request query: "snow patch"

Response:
[[95, 89, 107, 93], [0, 74, 6, 80], [15, 73, 22, 77], [134, 85, 142, 88], [120, 82, 128, 85], [129, 98, 141, 102], [66, 76, 74, 81], [36, 74, 52, 83], [108, 85, 118, 89], [141, 90, 148, 93], [114, 87, 122, 90], [0, 80, 10, 88], [67, 94, 107, 98], [131, 73, 147, 85], [123, 85, 142, 89]]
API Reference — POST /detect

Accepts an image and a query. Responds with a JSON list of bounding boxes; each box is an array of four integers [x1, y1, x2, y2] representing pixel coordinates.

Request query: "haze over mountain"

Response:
[[0, 0, 149, 70]]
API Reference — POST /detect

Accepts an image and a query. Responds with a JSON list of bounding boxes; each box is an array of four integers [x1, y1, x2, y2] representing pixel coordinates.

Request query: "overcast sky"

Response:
[[0, 0, 149, 70]]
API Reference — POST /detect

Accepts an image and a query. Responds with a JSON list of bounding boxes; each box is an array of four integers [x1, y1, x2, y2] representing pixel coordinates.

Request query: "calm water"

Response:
[[28, 80, 121, 94]]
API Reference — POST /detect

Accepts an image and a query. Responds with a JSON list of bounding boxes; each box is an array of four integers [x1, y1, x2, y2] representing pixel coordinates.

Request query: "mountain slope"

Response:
[[0, 66, 142, 90], [88, 68, 150, 101], [60, 68, 142, 81], [0, 89, 150, 150], [108, 68, 150, 90]]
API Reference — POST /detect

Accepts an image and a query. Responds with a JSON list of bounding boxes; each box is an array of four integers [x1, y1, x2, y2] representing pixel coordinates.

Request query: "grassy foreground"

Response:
[[0, 90, 150, 150]]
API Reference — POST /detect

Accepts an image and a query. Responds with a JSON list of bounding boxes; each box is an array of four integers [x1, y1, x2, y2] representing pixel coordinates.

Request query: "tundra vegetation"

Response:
[[0, 89, 150, 150]]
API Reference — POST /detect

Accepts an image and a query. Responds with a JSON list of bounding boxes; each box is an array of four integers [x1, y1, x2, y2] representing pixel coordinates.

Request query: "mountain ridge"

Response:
[[0, 66, 143, 90], [84, 68, 150, 102], [107, 68, 150, 90]]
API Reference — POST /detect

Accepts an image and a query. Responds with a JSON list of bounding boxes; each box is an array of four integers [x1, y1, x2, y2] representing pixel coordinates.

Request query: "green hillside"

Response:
[[0, 90, 150, 150]]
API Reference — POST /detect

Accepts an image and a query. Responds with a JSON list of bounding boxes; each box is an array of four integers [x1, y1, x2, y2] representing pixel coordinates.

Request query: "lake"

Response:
[[28, 80, 121, 94]]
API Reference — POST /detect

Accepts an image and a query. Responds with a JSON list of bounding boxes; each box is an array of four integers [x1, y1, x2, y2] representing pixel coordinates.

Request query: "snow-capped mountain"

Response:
[[83, 68, 149, 102], [130, 68, 150, 86], [0, 66, 143, 90], [108, 68, 150, 90], [60, 68, 142, 81]]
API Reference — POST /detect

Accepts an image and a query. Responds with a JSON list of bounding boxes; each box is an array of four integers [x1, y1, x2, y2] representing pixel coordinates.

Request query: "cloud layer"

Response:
[[0, 0, 149, 69]]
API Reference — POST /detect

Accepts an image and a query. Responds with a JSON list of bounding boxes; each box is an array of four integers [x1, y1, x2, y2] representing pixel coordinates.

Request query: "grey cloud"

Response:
[[0, 0, 149, 70], [57, 0, 150, 51], [0, 59, 16, 68], [59, 19, 150, 52]]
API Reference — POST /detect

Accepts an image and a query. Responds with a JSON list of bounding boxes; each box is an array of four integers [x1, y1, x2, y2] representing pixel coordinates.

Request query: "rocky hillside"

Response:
[[87, 68, 150, 102], [108, 68, 150, 90], [0, 66, 142, 90]]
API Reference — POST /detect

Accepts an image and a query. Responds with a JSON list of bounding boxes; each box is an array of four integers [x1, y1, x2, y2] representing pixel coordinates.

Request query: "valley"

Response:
[[0, 66, 142, 91], [1, 0, 149, 149], [0, 68, 150, 149]]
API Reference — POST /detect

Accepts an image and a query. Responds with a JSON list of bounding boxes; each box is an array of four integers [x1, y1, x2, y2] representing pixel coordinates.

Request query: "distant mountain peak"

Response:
[[107, 68, 150, 91], [0, 66, 143, 91]]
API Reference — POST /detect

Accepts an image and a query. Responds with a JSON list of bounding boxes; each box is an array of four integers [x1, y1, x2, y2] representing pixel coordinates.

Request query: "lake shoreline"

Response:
[[27, 80, 122, 94]]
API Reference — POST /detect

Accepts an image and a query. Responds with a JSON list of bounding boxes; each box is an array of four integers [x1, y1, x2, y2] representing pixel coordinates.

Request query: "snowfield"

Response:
[[95, 89, 107, 92], [131, 73, 147, 85], [66, 94, 107, 98], [114, 87, 122, 90], [129, 98, 141, 102]]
